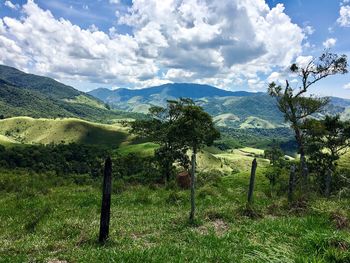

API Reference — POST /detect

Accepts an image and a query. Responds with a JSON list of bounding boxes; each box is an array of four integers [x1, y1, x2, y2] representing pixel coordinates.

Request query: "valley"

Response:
[[0, 65, 349, 263]]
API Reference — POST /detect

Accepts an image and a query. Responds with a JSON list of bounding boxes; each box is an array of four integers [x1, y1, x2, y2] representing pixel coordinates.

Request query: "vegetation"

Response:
[[1, 162, 349, 262], [304, 115, 350, 197], [268, 52, 348, 190]]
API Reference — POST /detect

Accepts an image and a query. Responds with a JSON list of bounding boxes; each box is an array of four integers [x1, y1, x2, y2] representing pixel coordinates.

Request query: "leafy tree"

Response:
[[130, 101, 190, 182], [304, 115, 350, 196], [173, 99, 220, 223], [264, 142, 284, 165], [268, 52, 348, 189], [264, 143, 287, 196]]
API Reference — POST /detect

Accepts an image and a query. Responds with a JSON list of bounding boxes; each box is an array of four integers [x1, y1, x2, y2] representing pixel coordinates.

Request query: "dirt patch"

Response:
[[48, 260, 68, 263], [330, 212, 349, 230], [195, 219, 229, 236], [288, 198, 309, 215]]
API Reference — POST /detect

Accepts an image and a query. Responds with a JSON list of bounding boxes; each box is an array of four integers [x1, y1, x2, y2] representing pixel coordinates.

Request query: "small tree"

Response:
[[304, 115, 350, 196], [173, 99, 220, 223], [268, 52, 348, 189], [264, 143, 286, 196]]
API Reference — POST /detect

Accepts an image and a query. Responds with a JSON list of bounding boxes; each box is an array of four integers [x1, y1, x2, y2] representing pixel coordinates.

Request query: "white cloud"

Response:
[[344, 83, 350, 89], [322, 38, 337, 48], [303, 25, 314, 35], [337, 5, 350, 27], [4, 1, 19, 10], [0, 0, 305, 89]]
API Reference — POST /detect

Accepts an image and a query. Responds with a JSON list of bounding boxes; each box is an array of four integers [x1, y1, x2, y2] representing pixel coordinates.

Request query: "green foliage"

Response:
[[0, 143, 108, 176], [218, 127, 297, 154], [304, 115, 350, 194]]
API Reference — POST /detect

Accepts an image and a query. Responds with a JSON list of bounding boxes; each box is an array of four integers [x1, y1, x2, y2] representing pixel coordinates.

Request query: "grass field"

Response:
[[0, 117, 133, 148], [0, 167, 349, 263]]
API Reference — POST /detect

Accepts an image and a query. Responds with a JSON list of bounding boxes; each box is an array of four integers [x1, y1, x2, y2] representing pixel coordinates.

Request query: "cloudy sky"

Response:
[[0, 0, 350, 98]]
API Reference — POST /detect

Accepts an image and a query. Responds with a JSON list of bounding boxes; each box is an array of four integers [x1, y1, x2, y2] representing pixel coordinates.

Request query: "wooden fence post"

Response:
[[247, 158, 257, 205], [99, 157, 112, 244]]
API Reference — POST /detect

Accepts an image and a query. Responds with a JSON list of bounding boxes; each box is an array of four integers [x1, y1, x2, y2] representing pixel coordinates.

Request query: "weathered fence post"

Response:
[[189, 150, 196, 223], [99, 157, 112, 244], [288, 165, 296, 203], [247, 158, 257, 205], [325, 168, 332, 198]]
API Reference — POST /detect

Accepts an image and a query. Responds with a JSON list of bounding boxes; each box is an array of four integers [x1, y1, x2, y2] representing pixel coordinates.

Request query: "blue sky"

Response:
[[0, 0, 350, 98]]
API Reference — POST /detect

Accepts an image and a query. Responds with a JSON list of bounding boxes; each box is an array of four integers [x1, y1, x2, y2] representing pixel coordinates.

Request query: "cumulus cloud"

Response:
[[337, 5, 350, 27], [4, 1, 19, 10], [344, 83, 350, 89], [322, 38, 337, 48], [0, 0, 305, 89]]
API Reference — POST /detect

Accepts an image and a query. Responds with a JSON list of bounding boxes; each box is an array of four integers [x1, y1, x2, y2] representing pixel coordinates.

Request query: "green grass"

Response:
[[0, 117, 133, 148], [117, 142, 159, 157], [0, 168, 349, 262], [64, 94, 106, 109]]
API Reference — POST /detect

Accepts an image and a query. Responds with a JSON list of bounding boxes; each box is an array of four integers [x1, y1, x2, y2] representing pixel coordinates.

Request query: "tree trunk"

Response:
[[165, 162, 170, 184], [325, 168, 332, 198], [99, 157, 112, 244], [247, 158, 257, 205], [300, 149, 308, 189], [295, 127, 308, 189], [189, 149, 196, 223], [288, 165, 296, 203]]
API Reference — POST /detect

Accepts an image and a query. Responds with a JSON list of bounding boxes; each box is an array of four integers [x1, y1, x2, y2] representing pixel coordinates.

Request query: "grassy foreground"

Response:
[[0, 167, 349, 263]]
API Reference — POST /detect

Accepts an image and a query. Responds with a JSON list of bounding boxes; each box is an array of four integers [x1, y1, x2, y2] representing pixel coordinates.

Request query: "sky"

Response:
[[0, 0, 350, 98]]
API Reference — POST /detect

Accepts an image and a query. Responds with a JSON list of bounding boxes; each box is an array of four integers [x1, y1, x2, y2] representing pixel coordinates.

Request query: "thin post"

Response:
[[247, 158, 257, 205], [99, 157, 112, 244], [189, 150, 196, 223], [288, 165, 295, 203]]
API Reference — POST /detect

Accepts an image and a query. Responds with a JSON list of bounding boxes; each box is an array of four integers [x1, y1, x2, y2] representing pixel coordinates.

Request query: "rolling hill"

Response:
[[0, 65, 144, 122], [0, 117, 134, 147]]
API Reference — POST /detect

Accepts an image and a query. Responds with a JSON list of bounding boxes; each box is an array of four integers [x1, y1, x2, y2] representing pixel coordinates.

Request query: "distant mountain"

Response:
[[89, 83, 350, 129], [89, 83, 259, 102], [0, 65, 144, 122]]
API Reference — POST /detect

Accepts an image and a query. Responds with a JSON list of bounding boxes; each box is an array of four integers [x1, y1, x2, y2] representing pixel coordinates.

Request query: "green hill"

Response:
[[239, 116, 277, 129], [0, 65, 144, 122], [0, 117, 133, 147]]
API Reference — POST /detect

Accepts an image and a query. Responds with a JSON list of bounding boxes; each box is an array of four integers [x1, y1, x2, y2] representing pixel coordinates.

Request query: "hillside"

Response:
[[0, 65, 144, 122], [0, 117, 133, 147]]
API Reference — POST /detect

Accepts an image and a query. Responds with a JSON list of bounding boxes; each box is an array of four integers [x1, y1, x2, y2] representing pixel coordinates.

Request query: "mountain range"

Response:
[[88, 84, 350, 129]]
